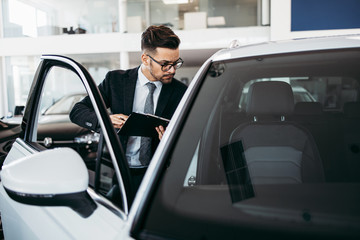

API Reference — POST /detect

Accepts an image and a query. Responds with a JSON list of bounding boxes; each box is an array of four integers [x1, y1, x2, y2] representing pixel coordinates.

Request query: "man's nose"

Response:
[[167, 65, 176, 73]]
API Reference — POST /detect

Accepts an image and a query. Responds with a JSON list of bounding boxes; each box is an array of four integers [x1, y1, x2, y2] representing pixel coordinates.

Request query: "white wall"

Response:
[[29, 0, 118, 33]]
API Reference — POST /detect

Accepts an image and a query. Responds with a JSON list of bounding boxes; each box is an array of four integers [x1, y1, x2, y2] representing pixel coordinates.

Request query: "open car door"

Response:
[[0, 55, 134, 239]]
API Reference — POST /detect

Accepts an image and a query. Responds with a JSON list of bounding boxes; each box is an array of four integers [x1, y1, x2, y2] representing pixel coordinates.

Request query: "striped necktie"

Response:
[[139, 82, 156, 166]]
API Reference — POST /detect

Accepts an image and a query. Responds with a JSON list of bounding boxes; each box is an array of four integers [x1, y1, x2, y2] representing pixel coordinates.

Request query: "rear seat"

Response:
[[292, 102, 345, 182], [342, 102, 360, 182], [294, 102, 323, 115], [292, 102, 324, 141]]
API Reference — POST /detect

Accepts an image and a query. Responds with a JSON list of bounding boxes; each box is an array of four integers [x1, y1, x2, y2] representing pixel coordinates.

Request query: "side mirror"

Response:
[[1, 148, 97, 217]]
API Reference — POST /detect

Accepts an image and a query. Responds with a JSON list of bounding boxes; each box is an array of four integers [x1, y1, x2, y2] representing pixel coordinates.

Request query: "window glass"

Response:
[[95, 138, 123, 209], [114, 0, 260, 33], [34, 64, 125, 210], [4, 56, 40, 117], [67, 53, 120, 84], [36, 66, 98, 178], [144, 50, 360, 239], [199, 0, 258, 28], [39, 66, 85, 113], [44, 94, 86, 115], [2, 0, 261, 37], [2, 0, 119, 37], [4, 53, 118, 119], [238, 76, 357, 111]]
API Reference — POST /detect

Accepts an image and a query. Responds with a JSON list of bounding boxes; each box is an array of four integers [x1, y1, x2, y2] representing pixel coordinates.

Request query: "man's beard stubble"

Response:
[[149, 64, 174, 84]]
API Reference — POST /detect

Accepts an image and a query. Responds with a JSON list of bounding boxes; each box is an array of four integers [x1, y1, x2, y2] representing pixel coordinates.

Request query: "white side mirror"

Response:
[[1, 148, 96, 217]]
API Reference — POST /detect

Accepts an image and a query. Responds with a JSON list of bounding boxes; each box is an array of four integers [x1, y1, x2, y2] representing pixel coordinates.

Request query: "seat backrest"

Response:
[[246, 81, 294, 120], [230, 81, 324, 184]]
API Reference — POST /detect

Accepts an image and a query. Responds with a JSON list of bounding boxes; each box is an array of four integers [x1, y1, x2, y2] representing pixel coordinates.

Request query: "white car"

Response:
[[1, 35, 360, 239]]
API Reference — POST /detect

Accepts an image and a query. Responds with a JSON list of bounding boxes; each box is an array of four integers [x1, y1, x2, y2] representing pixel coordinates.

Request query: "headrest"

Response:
[[343, 102, 360, 118], [294, 102, 323, 115], [246, 81, 294, 116]]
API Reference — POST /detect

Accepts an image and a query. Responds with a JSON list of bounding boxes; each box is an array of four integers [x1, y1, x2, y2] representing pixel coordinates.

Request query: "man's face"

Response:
[[142, 47, 181, 84]]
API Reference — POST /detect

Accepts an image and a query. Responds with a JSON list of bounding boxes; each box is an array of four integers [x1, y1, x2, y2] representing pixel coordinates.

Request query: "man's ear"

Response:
[[141, 53, 149, 66]]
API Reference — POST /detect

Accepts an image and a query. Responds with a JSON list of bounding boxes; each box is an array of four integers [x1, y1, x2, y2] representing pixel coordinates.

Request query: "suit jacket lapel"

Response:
[[123, 67, 139, 115], [155, 82, 174, 116]]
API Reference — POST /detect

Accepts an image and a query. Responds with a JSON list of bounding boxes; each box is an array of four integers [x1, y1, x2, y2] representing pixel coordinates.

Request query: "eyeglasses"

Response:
[[147, 54, 184, 72]]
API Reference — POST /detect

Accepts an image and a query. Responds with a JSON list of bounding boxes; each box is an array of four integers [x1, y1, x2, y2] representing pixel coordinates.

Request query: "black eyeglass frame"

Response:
[[147, 54, 184, 72]]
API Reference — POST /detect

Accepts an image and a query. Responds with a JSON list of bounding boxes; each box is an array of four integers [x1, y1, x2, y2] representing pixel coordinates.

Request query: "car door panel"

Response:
[[0, 186, 127, 240]]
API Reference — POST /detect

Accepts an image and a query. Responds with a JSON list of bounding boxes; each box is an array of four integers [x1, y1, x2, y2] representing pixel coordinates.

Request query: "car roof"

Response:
[[211, 35, 360, 62]]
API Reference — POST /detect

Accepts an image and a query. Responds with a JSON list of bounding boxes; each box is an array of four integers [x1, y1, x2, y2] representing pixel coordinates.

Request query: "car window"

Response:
[[239, 77, 352, 111], [34, 66, 97, 181], [33, 64, 125, 209], [142, 49, 360, 239], [44, 93, 86, 115]]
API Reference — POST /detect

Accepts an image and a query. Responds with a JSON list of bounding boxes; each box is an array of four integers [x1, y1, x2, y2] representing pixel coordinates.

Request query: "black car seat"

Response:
[[229, 81, 325, 184]]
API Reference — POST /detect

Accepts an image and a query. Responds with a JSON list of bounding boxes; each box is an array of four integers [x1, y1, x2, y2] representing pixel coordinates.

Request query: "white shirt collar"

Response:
[[138, 66, 163, 89]]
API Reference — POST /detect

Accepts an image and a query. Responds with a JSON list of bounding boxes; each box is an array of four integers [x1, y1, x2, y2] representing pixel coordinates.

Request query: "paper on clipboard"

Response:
[[118, 112, 169, 137]]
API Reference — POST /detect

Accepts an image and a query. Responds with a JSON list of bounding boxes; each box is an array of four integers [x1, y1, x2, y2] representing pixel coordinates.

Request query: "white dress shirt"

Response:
[[125, 66, 163, 167]]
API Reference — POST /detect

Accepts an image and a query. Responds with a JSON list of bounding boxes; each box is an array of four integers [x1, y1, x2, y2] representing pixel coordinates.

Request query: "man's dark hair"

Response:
[[141, 25, 180, 53]]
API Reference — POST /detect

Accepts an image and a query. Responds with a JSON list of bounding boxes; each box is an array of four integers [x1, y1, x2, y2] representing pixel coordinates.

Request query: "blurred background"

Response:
[[0, 0, 359, 118]]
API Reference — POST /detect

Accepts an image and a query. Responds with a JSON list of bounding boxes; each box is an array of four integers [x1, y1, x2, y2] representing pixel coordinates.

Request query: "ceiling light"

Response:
[[162, 0, 189, 4]]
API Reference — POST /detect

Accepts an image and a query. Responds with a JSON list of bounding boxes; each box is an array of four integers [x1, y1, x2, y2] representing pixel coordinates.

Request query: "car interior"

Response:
[[229, 81, 324, 186], [141, 49, 360, 239]]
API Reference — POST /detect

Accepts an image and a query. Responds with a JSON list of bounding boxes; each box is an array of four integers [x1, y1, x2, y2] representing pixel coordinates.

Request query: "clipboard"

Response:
[[118, 112, 170, 137]]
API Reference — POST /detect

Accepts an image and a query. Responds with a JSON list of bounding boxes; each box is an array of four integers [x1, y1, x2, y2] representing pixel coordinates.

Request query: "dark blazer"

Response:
[[70, 66, 187, 154]]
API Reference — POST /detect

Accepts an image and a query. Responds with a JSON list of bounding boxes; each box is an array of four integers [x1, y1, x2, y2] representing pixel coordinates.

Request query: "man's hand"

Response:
[[110, 114, 128, 129], [156, 125, 165, 140]]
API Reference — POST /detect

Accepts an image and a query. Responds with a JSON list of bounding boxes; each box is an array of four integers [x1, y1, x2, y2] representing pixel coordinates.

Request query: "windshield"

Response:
[[144, 49, 360, 239]]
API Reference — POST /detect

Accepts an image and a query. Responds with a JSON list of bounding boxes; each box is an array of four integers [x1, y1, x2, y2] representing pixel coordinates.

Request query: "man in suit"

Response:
[[70, 25, 187, 189]]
